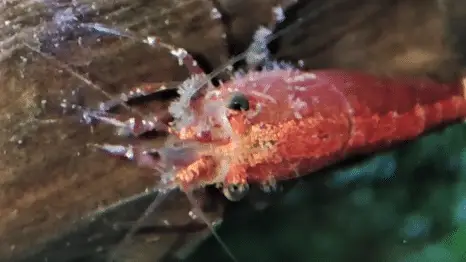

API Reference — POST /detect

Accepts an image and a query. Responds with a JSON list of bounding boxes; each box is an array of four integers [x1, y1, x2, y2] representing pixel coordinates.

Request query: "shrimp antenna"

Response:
[[79, 22, 207, 76], [187, 0, 348, 99], [184, 190, 239, 262], [80, 0, 345, 99], [27, 20, 227, 261], [23, 43, 138, 114], [203, 0, 347, 84], [106, 187, 174, 262]]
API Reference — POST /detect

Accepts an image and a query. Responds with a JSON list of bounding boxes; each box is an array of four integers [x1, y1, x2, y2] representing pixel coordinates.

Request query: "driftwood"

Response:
[[0, 0, 465, 261]]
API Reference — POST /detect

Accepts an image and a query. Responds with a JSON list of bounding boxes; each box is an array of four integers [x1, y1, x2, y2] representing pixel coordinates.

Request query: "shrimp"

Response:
[[32, 2, 466, 261], [86, 41, 466, 262], [92, 67, 466, 195]]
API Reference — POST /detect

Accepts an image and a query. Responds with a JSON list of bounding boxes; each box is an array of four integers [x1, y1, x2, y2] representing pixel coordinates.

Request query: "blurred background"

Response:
[[2, 0, 466, 261]]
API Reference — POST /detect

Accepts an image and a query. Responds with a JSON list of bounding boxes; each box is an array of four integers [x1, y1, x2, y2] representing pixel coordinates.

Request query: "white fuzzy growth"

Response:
[[245, 26, 272, 67], [233, 69, 246, 79], [285, 72, 317, 83], [168, 75, 236, 143], [253, 26, 272, 43], [202, 98, 235, 140], [217, 106, 236, 139], [263, 60, 295, 71], [272, 6, 285, 23], [288, 95, 308, 120], [170, 48, 188, 66], [250, 90, 277, 104], [168, 75, 211, 130], [262, 83, 272, 94], [292, 85, 308, 92]]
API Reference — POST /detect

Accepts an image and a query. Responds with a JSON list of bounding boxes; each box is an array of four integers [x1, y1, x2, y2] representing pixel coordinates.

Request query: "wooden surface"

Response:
[[0, 0, 465, 261]]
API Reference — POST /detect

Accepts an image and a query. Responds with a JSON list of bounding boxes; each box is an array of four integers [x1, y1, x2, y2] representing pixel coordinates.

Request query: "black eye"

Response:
[[227, 92, 249, 111]]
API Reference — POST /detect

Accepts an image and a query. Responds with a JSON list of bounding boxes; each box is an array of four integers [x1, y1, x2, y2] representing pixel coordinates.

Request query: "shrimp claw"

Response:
[[89, 143, 165, 171]]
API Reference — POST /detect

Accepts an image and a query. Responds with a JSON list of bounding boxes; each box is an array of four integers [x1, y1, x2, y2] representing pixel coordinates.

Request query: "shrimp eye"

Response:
[[227, 92, 249, 111]]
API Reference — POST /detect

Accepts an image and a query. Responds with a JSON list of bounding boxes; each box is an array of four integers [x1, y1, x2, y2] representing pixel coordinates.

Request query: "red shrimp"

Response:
[[43, 57, 466, 261], [77, 63, 466, 262], [67, 13, 466, 201], [90, 67, 466, 198], [36, 4, 466, 260]]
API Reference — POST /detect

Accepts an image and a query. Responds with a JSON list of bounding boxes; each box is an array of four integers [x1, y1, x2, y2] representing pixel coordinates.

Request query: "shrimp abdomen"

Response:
[[316, 70, 466, 153], [243, 70, 466, 184]]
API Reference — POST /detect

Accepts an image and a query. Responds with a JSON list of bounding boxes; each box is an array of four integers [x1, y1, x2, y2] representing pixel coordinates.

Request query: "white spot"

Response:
[[205, 90, 221, 100], [170, 48, 188, 66], [60, 98, 68, 108], [145, 36, 159, 46], [210, 8, 222, 19], [288, 95, 308, 119], [120, 93, 129, 101], [262, 84, 271, 94], [250, 90, 277, 104], [286, 72, 317, 83], [293, 85, 307, 91], [245, 26, 273, 67], [188, 210, 198, 220], [272, 6, 285, 23]]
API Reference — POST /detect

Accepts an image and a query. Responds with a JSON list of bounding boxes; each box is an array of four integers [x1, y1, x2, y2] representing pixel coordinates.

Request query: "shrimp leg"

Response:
[[90, 143, 167, 171], [83, 111, 171, 136], [82, 82, 178, 136], [97, 82, 178, 112], [91, 142, 203, 175]]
